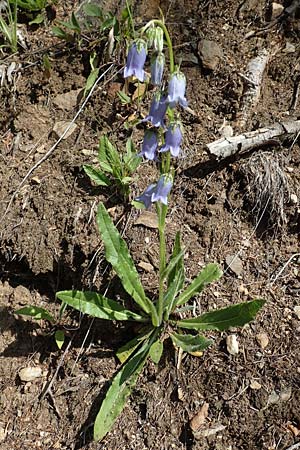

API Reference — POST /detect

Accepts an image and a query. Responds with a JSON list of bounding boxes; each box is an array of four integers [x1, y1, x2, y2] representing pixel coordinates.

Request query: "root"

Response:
[[240, 152, 290, 231]]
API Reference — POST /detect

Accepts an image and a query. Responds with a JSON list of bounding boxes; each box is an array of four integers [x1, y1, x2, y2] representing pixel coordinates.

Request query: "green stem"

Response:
[[141, 19, 175, 74], [125, 0, 135, 38], [157, 203, 168, 324]]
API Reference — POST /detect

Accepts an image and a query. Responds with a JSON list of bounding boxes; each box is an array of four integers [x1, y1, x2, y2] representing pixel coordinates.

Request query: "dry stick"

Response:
[[285, 443, 300, 450], [3, 63, 116, 219], [270, 253, 300, 286], [236, 48, 269, 130], [206, 119, 300, 159]]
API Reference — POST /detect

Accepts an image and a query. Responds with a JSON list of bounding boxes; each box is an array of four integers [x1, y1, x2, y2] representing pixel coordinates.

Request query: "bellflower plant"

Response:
[[167, 70, 188, 108], [142, 92, 167, 128], [124, 40, 147, 81], [139, 130, 158, 160], [160, 122, 183, 157], [151, 52, 165, 85], [56, 14, 265, 443]]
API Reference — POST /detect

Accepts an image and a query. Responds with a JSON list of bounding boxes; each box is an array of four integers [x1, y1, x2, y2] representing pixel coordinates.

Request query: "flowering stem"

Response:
[[157, 203, 168, 325], [141, 20, 175, 74], [125, 0, 135, 38]]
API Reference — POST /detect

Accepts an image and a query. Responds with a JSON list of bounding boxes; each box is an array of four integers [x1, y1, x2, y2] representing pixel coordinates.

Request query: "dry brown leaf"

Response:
[[190, 402, 209, 432], [134, 211, 159, 229]]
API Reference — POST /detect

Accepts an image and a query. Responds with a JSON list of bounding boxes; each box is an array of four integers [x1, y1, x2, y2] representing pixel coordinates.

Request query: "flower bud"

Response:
[[151, 52, 165, 86]]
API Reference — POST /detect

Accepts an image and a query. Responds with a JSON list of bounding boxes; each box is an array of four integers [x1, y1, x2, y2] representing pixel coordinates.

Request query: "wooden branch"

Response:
[[206, 120, 300, 159], [236, 49, 269, 129]]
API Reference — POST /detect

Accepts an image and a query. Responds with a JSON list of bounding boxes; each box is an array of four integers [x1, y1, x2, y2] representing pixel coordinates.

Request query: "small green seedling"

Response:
[[9, 0, 47, 11], [83, 135, 141, 199], [0, 0, 18, 53], [15, 305, 65, 350]]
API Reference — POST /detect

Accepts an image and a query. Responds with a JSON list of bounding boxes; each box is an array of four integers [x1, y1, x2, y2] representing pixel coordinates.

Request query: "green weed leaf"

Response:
[[171, 333, 212, 353], [149, 340, 163, 364], [117, 91, 131, 105], [93, 333, 156, 441], [116, 328, 152, 363], [84, 68, 100, 96], [83, 164, 110, 186], [15, 305, 54, 322], [175, 299, 265, 331], [175, 263, 222, 308], [83, 4, 103, 18], [54, 330, 65, 350], [56, 290, 147, 322], [97, 203, 159, 324]]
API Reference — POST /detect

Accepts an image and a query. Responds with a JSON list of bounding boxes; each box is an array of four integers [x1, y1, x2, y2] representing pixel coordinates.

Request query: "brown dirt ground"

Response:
[[0, 0, 300, 449]]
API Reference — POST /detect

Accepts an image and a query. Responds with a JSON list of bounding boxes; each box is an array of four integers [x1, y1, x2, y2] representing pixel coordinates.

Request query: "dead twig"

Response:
[[206, 120, 300, 159], [236, 49, 269, 129]]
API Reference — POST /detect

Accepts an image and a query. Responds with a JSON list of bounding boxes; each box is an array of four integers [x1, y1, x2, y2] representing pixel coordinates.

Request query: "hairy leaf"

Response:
[[176, 263, 222, 307], [15, 305, 54, 322], [116, 328, 152, 363], [149, 339, 163, 364], [83, 165, 110, 186], [98, 136, 118, 174], [93, 331, 158, 441], [175, 299, 265, 331], [171, 333, 212, 353], [56, 290, 147, 322], [97, 203, 159, 324]]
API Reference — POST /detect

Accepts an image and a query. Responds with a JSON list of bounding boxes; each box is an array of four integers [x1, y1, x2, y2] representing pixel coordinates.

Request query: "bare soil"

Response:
[[0, 1, 300, 449]]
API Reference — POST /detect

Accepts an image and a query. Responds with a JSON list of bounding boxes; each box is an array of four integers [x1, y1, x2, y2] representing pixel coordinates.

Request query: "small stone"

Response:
[[256, 332, 269, 349], [290, 194, 298, 205], [135, 211, 159, 229], [19, 367, 42, 382], [225, 255, 243, 276], [294, 306, 300, 319], [238, 284, 249, 296], [284, 42, 296, 54], [226, 335, 239, 355], [280, 387, 292, 402], [250, 380, 262, 390], [271, 2, 284, 19], [53, 121, 77, 139], [145, 237, 150, 244], [138, 261, 154, 272], [52, 89, 82, 110], [198, 39, 223, 70], [220, 125, 233, 138]]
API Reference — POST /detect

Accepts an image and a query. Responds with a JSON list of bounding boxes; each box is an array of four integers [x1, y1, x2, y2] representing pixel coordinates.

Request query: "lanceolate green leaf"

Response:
[[93, 330, 158, 441], [175, 263, 222, 308], [83, 165, 110, 186], [175, 299, 265, 331], [149, 339, 163, 364], [171, 333, 212, 353], [15, 305, 54, 322], [56, 290, 148, 322], [116, 328, 152, 363], [97, 203, 159, 324]]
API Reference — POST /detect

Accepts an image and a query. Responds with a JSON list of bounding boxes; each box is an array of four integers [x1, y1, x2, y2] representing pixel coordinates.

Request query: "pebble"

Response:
[[138, 261, 154, 272], [256, 332, 269, 349], [294, 306, 300, 319], [198, 39, 223, 70], [290, 194, 298, 205], [226, 334, 239, 355], [52, 121, 78, 139], [250, 380, 262, 390], [272, 2, 284, 19], [225, 255, 243, 276], [19, 367, 42, 382]]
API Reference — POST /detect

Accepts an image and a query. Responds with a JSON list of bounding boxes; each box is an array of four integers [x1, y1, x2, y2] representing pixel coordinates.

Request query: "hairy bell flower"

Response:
[[135, 183, 156, 209], [136, 174, 173, 208], [151, 52, 165, 86], [160, 122, 183, 157], [167, 70, 188, 108], [151, 175, 173, 205], [124, 40, 147, 82], [139, 130, 158, 161], [143, 93, 167, 128]]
